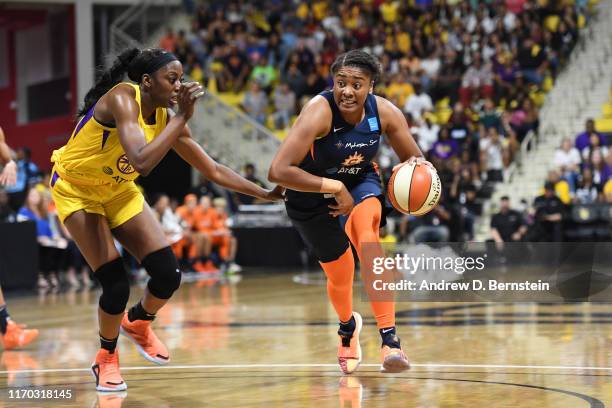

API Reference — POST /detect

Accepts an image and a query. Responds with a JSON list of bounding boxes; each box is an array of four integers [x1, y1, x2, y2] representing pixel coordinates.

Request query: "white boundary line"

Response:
[[1, 363, 612, 375]]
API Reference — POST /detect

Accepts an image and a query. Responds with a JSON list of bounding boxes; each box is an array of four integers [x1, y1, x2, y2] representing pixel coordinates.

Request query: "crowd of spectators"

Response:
[[158, 0, 590, 242], [490, 117, 612, 245]]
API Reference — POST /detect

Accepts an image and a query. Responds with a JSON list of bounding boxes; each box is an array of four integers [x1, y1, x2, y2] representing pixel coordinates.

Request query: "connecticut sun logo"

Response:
[[342, 152, 365, 166], [116, 154, 135, 175]]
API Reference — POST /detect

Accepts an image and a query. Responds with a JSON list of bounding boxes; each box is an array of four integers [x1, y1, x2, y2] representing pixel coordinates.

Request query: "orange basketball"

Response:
[[387, 162, 441, 215]]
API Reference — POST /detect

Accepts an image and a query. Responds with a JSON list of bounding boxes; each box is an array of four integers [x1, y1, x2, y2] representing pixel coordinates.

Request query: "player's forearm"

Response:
[[174, 135, 270, 200], [0, 142, 12, 165], [213, 164, 269, 199], [268, 165, 342, 194], [127, 115, 187, 176], [0, 129, 12, 164]]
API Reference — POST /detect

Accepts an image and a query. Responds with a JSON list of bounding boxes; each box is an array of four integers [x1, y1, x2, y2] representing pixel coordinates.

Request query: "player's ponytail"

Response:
[[77, 48, 141, 117], [77, 47, 177, 118]]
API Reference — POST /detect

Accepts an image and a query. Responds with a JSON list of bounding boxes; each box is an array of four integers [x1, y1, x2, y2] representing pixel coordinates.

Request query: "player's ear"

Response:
[[141, 73, 152, 90], [369, 81, 374, 93]]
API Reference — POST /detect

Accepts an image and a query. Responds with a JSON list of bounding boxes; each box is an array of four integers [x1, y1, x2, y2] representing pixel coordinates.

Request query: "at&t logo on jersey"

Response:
[[338, 152, 365, 175]]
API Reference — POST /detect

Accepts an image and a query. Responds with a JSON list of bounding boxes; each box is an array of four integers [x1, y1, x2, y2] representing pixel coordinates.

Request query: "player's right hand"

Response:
[[177, 82, 205, 120], [329, 184, 354, 217]]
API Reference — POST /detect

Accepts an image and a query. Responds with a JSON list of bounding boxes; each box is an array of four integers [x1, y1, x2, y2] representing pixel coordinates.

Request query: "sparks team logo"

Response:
[[342, 152, 365, 167], [116, 154, 135, 175]]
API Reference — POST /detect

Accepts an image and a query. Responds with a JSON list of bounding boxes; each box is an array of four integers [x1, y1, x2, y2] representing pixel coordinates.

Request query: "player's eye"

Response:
[[354, 83, 361, 89]]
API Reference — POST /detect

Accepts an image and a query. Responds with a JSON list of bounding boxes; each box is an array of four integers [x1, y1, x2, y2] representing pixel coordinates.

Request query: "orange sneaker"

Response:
[[337, 312, 362, 374], [194, 260, 219, 274], [91, 349, 127, 392], [120, 313, 169, 365], [380, 340, 410, 373], [2, 320, 38, 350]]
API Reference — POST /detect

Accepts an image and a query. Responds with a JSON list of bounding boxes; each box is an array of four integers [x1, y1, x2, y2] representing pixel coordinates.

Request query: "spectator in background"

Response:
[[517, 37, 548, 85], [403, 82, 433, 123], [554, 137, 581, 191], [234, 163, 267, 206], [479, 98, 502, 131], [459, 52, 494, 106], [480, 126, 507, 182], [5, 147, 40, 212], [242, 82, 268, 125], [448, 102, 470, 140], [153, 194, 187, 253], [17, 188, 67, 288], [410, 201, 452, 243], [416, 117, 440, 154], [221, 45, 250, 93], [302, 71, 328, 101], [283, 63, 307, 103], [431, 127, 460, 161], [212, 197, 241, 274], [250, 55, 277, 94], [590, 149, 607, 186], [174, 29, 191, 63], [493, 53, 520, 100], [580, 132, 608, 163], [542, 170, 572, 205], [193, 195, 218, 271], [509, 98, 540, 143], [176, 194, 213, 272], [159, 27, 177, 53], [575, 118, 604, 151], [429, 49, 462, 103], [490, 196, 527, 247], [531, 181, 564, 242], [385, 72, 414, 108], [272, 83, 296, 130], [574, 167, 602, 204]]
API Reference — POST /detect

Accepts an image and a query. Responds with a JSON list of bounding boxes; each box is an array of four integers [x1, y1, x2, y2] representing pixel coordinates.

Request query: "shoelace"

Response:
[[102, 354, 121, 378], [133, 322, 153, 347]]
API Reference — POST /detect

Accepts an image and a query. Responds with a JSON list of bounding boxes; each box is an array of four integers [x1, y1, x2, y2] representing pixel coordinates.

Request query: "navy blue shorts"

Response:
[[285, 173, 389, 262]]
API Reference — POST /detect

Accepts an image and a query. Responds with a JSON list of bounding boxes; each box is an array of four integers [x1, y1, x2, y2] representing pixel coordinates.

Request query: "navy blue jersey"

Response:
[[286, 91, 384, 216]]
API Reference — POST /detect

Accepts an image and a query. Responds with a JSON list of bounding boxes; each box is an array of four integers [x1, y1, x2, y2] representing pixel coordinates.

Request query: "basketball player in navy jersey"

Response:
[[269, 50, 431, 373]]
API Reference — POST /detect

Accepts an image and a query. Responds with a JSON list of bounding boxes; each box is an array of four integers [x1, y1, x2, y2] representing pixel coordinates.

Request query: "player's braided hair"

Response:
[[330, 49, 381, 83], [77, 47, 173, 117]]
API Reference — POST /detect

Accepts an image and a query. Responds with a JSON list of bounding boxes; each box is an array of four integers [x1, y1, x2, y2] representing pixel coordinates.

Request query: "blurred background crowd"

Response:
[[2, 0, 610, 290]]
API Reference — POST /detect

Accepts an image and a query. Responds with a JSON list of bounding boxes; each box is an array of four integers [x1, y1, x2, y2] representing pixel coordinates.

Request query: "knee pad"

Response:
[[94, 258, 130, 315], [142, 246, 181, 300]]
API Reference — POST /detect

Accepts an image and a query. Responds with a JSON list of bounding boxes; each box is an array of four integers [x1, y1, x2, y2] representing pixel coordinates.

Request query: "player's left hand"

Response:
[[392, 157, 434, 172], [263, 185, 286, 201], [0, 160, 17, 187]]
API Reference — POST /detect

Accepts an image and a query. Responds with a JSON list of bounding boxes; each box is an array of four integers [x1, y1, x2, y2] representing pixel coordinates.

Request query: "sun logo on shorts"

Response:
[[342, 152, 365, 166], [116, 154, 135, 174]]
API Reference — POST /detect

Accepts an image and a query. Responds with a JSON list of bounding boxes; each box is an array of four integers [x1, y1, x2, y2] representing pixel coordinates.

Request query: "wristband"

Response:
[[319, 178, 343, 194]]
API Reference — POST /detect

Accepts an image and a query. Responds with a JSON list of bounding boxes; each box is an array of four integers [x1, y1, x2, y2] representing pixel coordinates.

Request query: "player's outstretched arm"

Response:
[[173, 122, 283, 201]]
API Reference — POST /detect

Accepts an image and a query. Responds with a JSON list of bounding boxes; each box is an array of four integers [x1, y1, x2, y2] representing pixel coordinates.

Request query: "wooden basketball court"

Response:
[[0, 271, 610, 407]]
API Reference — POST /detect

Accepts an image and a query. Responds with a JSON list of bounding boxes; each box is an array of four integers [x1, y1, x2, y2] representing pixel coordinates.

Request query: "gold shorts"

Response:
[[50, 168, 144, 229]]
